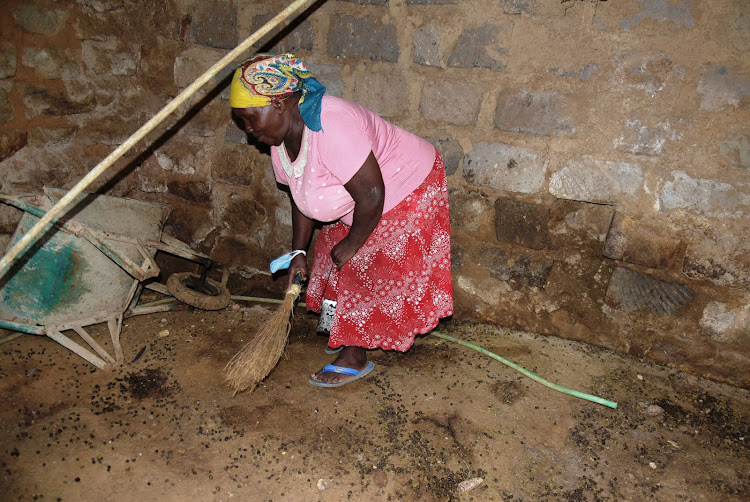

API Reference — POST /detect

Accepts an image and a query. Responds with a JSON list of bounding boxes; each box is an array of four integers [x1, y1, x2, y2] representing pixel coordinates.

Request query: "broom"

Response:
[[224, 273, 303, 395]]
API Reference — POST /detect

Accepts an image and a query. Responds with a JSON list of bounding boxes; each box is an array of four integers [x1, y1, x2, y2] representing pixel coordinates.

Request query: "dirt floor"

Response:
[[1, 299, 748, 502]]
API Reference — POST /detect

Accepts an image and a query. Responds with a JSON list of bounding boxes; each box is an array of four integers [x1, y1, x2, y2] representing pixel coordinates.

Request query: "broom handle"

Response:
[[0, 0, 316, 279]]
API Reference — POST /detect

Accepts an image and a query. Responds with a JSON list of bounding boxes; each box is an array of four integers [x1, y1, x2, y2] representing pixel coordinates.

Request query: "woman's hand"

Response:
[[287, 253, 308, 290], [330, 237, 359, 269], [333, 151, 385, 269]]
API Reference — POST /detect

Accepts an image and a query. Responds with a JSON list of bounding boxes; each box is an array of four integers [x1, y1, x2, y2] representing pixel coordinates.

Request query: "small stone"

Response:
[[373, 467, 387, 488], [649, 462, 657, 469], [158, 329, 170, 338], [645, 404, 664, 416], [458, 477, 483, 492], [316, 478, 326, 490]]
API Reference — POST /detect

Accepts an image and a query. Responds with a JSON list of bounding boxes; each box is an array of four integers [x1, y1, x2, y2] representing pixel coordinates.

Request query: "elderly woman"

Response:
[[229, 53, 453, 387]]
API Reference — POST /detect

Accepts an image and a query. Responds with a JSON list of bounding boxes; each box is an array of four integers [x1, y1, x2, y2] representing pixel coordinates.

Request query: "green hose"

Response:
[[138, 294, 617, 409], [432, 331, 617, 409], [137, 295, 307, 308]]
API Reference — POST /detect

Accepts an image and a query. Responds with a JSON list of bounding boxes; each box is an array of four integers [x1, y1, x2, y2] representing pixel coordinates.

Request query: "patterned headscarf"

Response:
[[229, 53, 326, 131]]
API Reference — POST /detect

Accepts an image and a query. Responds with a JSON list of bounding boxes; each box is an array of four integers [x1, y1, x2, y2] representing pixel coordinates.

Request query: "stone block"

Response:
[[174, 46, 228, 89], [12, 5, 69, 37], [721, 134, 750, 171], [161, 197, 215, 246], [0, 203, 23, 234], [216, 192, 270, 236], [406, 0, 457, 4], [327, 14, 399, 63], [224, 123, 249, 146], [29, 126, 76, 150], [618, 0, 694, 32], [212, 182, 282, 250], [353, 72, 408, 120], [697, 64, 750, 111], [614, 119, 681, 156], [0, 42, 17, 79], [22, 47, 79, 80], [474, 245, 555, 291], [463, 142, 546, 194], [306, 63, 343, 98], [551, 201, 612, 244], [447, 24, 509, 71], [0, 90, 13, 124], [494, 197, 549, 250], [549, 156, 643, 204], [425, 136, 462, 176], [154, 145, 202, 176], [682, 228, 750, 289], [213, 143, 268, 187], [500, 0, 568, 16], [420, 79, 483, 126], [602, 212, 685, 269], [448, 188, 488, 232], [77, 1, 125, 14], [494, 90, 575, 136], [413, 24, 441, 67], [548, 63, 598, 81], [0, 128, 28, 162], [189, 1, 237, 49], [139, 36, 181, 97], [23, 84, 97, 119], [611, 53, 684, 98], [606, 267, 694, 316], [660, 170, 749, 219], [167, 179, 213, 204], [249, 13, 314, 54], [210, 235, 265, 270], [501, 0, 528, 13], [700, 301, 750, 344], [81, 38, 137, 76]]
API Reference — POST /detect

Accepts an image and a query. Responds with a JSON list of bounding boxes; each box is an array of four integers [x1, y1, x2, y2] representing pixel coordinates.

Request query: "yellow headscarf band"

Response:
[[229, 53, 326, 131]]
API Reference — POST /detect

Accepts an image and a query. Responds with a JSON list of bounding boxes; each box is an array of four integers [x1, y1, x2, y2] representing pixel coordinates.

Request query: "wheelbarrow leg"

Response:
[[47, 328, 113, 370], [72, 326, 117, 365], [108, 315, 124, 363]]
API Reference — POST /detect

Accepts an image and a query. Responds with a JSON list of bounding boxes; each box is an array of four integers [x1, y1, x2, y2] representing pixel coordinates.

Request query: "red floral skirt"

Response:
[[305, 151, 453, 352]]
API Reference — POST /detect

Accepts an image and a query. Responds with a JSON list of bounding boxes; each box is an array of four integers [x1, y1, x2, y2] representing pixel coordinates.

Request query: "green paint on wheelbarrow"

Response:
[[1, 219, 90, 325]]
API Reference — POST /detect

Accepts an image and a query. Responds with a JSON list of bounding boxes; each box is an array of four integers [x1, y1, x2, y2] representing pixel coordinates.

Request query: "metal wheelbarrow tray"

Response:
[[0, 187, 228, 370]]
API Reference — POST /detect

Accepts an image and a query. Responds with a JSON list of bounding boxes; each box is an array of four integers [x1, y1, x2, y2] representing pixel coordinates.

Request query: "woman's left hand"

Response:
[[330, 237, 359, 269]]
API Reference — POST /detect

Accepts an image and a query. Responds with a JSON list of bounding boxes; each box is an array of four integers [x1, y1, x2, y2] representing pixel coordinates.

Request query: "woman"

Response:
[[229, 53, 453, 387]]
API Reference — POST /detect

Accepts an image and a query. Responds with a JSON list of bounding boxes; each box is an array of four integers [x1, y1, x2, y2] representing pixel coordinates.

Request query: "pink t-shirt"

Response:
[[271, 96, 436, 225]]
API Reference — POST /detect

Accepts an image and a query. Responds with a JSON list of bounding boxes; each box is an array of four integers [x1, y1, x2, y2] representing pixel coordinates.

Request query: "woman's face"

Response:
[[233, 105, 285, 146]]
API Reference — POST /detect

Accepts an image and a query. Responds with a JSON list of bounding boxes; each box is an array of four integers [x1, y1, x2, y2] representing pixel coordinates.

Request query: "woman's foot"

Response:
[[310, 346, 368, 385]]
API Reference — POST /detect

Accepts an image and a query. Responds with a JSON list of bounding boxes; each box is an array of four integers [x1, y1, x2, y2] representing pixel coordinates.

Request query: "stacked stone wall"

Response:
[[0, 0, 748, 387]]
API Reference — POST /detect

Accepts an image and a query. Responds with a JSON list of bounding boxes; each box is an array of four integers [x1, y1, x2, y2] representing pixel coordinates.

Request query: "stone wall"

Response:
[[1, 0, 748, 387]]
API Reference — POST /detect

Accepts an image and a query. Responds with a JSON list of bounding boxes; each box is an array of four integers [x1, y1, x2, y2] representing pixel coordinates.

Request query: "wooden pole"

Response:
[[0, 0, 316, 278]]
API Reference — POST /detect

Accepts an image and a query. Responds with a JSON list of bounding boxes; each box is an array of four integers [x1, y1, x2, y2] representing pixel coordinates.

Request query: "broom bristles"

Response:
[[224, 284, 302, 395]]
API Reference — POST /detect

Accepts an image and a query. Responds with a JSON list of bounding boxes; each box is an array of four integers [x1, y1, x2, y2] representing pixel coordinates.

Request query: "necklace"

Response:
[[278, 126, 308, 179]]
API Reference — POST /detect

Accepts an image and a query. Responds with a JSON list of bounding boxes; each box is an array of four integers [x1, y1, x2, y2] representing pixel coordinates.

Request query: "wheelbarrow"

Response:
[[0, 187, 230, 370]]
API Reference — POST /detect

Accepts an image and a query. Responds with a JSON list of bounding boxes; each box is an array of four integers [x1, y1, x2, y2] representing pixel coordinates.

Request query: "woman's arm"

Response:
[[288, 196, 315, 288], [331, 151, 385, 269]]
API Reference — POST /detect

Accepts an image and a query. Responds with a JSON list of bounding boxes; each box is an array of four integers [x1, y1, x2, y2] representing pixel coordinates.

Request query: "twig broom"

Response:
[[224, 274, 303, 395]]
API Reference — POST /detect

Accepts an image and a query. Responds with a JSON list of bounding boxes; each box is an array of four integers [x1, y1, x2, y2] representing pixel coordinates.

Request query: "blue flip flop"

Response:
[[309, 361, 375, 388], [325, 346, 343, 354]]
